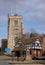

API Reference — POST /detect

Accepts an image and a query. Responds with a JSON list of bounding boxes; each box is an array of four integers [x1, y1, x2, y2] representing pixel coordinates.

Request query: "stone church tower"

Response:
[[8, 14, 24, 51]]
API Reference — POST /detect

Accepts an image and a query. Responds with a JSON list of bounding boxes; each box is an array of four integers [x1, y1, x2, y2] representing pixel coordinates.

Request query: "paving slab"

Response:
[[0, 56, 45, 65], [6, 60, 45, 64]]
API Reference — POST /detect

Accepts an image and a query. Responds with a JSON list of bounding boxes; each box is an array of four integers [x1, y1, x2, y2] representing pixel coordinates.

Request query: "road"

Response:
[[0, 60, 44, 65], [0, 56, 11, 65], [0, 56, 45, 65], [0, 60, 10, 65]]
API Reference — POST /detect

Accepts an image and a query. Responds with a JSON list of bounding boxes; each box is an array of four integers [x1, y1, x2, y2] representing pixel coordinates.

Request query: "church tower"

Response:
[[8, 14, 24, 51]]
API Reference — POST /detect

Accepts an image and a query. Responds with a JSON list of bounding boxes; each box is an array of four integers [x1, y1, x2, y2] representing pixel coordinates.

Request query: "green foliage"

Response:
[[30, 32, 39, 38], [0, 52, 4, 55]]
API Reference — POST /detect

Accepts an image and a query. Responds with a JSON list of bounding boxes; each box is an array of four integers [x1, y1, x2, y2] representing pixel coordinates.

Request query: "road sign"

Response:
[[5, 48, 10, 52]]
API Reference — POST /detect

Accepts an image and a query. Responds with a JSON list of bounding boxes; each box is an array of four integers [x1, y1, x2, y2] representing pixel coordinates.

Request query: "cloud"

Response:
[[0, 0, 45, 20], [0, 0, 45, 36], [0, 15, 8, 39], [0, 15, 8, 28]]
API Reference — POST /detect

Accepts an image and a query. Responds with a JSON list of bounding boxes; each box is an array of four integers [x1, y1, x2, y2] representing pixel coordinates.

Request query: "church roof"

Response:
[[17, 37, 42, 44], [14, 14, 19, 16], [22, 37, 37, 44]]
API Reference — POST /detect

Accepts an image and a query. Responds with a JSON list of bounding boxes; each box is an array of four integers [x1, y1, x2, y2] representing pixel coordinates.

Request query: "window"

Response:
[[35, 43, 39, 46], [37, 43, 39, 46], [14, 29, 19, 34], [15, 20, 18, 26]]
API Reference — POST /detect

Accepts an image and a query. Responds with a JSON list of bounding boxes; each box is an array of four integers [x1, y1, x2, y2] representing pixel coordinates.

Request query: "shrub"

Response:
[[0, 52, 4, 55]]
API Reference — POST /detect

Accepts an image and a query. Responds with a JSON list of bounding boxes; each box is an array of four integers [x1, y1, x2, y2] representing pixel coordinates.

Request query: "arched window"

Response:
[[14, 20, 18, 26]]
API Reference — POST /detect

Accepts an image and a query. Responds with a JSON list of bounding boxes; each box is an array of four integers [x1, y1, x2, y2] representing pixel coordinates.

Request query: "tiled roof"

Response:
[[14, 14, 19, 16], [22, 37, 38, 44]]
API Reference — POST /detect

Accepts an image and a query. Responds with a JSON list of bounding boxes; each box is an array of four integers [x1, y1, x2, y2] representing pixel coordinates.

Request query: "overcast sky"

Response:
[[0, 0, 45, 40]]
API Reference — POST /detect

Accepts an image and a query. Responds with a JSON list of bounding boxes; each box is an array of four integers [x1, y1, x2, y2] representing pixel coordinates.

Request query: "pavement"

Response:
[[8, 60, 45, 64], [0, 55, 45, 65]]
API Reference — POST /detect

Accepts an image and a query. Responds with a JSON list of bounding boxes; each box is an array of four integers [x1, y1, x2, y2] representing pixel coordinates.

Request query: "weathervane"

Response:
[[10, 4, 17, 15]]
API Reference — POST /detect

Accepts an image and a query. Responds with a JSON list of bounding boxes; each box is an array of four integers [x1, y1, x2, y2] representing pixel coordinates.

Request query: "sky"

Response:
[[0, 0, 45, 46]]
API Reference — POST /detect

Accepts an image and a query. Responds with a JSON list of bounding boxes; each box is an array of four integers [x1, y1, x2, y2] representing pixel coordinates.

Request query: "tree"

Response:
[[30, 29, 39, 38]]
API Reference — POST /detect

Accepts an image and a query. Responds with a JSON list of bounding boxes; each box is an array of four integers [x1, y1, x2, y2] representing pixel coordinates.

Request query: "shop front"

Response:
[[12, 47, 26, 61]]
